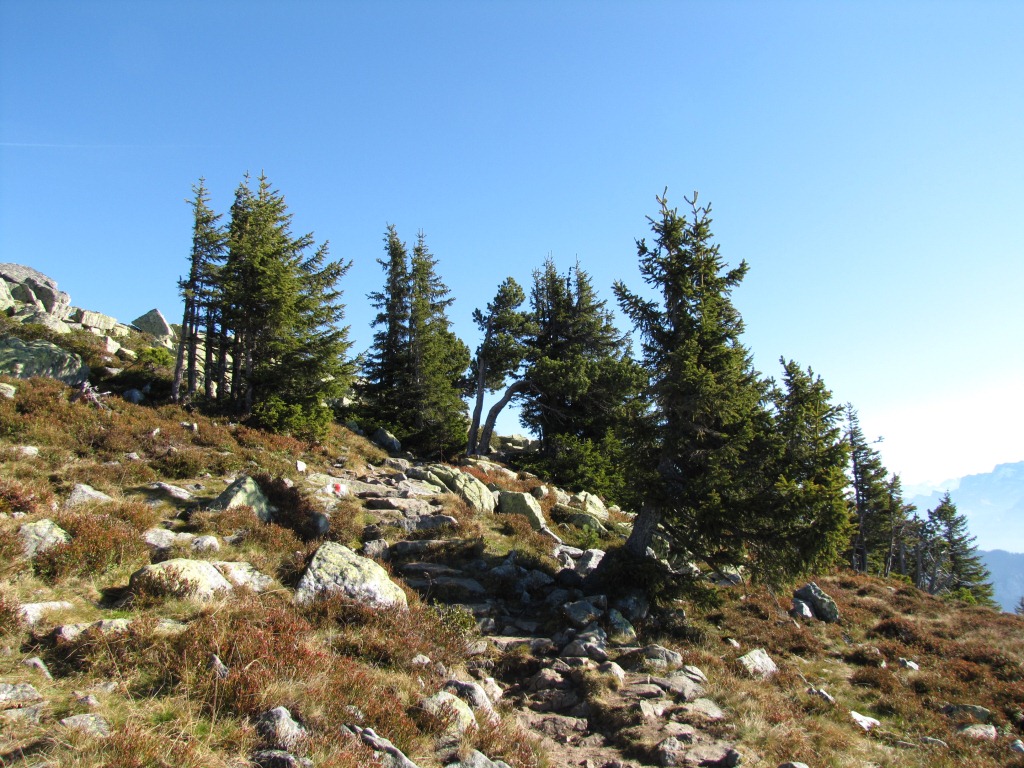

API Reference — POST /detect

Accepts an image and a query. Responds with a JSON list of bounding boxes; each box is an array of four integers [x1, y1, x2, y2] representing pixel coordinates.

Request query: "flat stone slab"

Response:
[[0, 683, 44, 710]]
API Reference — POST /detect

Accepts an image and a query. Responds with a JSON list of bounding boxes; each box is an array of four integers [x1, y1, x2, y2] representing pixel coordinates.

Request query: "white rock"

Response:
[[850, 710, 880, 731]]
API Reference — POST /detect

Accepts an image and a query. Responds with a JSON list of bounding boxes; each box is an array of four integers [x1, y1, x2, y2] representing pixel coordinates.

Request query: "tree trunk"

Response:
[[478, 379, 530, 455], [624, 501, 662, 558], [467, 358, 489, 455], [171, 294, 193, 402]]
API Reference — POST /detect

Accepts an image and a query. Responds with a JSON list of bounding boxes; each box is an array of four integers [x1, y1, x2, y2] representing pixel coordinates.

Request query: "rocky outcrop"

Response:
[[0, 336, 89, 384], [0, 263, 71, 319]]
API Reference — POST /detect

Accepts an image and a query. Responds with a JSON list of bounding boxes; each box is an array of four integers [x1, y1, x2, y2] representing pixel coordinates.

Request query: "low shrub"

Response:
[[35, 510, 147, 582]]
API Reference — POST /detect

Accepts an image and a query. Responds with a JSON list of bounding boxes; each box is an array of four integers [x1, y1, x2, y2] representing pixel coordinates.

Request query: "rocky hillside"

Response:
[[2, 265, 1024, 768], [1, 374, 1023, 768]]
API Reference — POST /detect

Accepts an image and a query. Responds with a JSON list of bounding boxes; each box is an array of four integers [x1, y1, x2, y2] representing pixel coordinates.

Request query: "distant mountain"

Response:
[[908, 461, 1024, 554], [980, 550, 1024, 613]]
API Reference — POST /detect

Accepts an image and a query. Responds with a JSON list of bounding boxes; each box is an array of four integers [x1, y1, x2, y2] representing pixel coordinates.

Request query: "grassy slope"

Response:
[[0, 374, 1022, 768]]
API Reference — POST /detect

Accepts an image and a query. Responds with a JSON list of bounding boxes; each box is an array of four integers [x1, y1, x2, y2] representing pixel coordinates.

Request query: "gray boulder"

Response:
[[71, 309, 117, 332], [294, 542, 408, 610], [371, 427, 402, 453], [214, 561, 274, 592], [0, 336, 89, 384], [18, 519, 71, 558], [420, 691, 477, 735], [210, 475, 273, 522], [255, 706, 307, 751], [60, 713, 111, 737], [738, 648, 778, 678], [129, 558, 234, 601], [426, 464, 496, 513], [66, 483, 113, 508], [794, 582, 840, 623], [131, 308, 173, 338], [0, 264, 71, 318], [568, 491, 609, 521], [497, 491, 548, 531]]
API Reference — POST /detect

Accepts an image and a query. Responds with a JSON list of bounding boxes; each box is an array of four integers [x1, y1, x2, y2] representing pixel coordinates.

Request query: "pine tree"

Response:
[[846, 406, 895, 573], [467, 277, 532, 455], [614, 191, 767, 567], [173, 178, 225, 402]]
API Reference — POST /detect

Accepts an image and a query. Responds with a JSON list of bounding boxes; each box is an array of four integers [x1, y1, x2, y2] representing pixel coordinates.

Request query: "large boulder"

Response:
[[371, 428, 402, 453], [0, 336, 89, 384], [569, 491, 609, 521], [0, 280, 15, 313], [70, 309, 117, 332], [293, 542, 408, 609], [427, 465, 496, 514], [131, 308, 173, 338], [0, 264, 71, 318], [497, 491, 547, 531], [129, 559, 234, 601]]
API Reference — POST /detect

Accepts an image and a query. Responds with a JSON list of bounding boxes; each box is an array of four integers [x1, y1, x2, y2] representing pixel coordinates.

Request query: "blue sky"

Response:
[[2, 1, 1022, 497]]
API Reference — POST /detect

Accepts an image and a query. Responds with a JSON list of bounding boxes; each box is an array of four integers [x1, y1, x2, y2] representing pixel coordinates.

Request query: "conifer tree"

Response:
[[752, 359, 852, 582], [846, 406, 899, 572], [360, 225, 412, 431], [406, 232, 471, 455], [1015, 595, 1024, 616], [920, 492, 995, 605], [614, 192, 768, 567], [173, 178, 225, 402], [200, 173, 351, 439], [467, 277, 532, 455]]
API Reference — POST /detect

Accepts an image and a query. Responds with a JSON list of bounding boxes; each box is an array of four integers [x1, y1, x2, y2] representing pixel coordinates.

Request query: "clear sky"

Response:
[[2, 1, 1022, 496]]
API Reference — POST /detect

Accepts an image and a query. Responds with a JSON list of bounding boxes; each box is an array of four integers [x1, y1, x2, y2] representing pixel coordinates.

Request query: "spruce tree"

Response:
[[752, 359, 852, 583], [846, 406, 902, 573], [614, 191, 767, 567], [924, 492, 995, 605], [360, 225, 412, 432]]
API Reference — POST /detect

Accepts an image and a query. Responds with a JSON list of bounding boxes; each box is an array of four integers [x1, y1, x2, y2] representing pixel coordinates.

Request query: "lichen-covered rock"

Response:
[[0, 263, 71, 317], [0, 336, 89, 384], [210, 475, 273, 522], [66, 483, 114, 508], [793, 582, 840, 623], [371, 427, 402, 453], [18, 519, 72, 558], [18, 600, 73, 626], [131, 308, 173, 338], [420, 690, 477, 735], [0, 682, 44, 710], [214, 561, 274, 592], [60, 713, 111, 737], [426, 464, 496, 513], [738, 648, 778, 678], [255, 706, 307, 751], [294, 542, 408, 609], [497, 491, 547, 530], [129, 558, 234, 601]]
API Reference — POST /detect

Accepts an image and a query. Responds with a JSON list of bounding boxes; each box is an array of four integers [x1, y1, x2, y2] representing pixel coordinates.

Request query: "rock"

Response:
[[919, 737, 948, 748], [0, 263, 71, 317], [777, 764, 811, 768], [0, 382, 16, 399], [574, 548, 605, 577], [294, 542, 408, 609], [807, 687, 836, 705], [143, 527, 178, 550], [129, 558, 235, 600], [569, 491, 609, 521], [60, 713, 111, 737], [362, 539, 390, 560], [211, 475, 273, 522], [426, 465, 496, 513], [651, 673, 705, 702], [153, 482, 194, 501], [420, 691, 477, 734], [850, 710, 880, 731], [737, 648, 778, 678], [563, 599, 603, 628], [0, 336, 89, 384], [255, 706, 307, 751], [209, 654, 230, 679], [350, 726, 421, 768], [18, 518, 71, 557], [214, 561, 274, 592], [941, 703, 991, 722], [191, 535, 221, 553], [497, 491, 548, 531], [122, 387, 145, 404], [72, 309, 117, 331], [371, 428, 402, 453], [22, 657, 53, 679], [52, 618, 133, 643], [793, 582, 840, 623], [789, 599, 814, 620], [1010, 739, 1024, 753], [0, 682, 44, 710], [608, 608, 637, 643], [66, 483, 114, 508], [131, 308, 173, 338], [656, 736, 740, 767], [251, 750, 312, 768], [443, 679, 499, 723], [18, 600, 73, 626], [445, 749, 510, 768], [959, 723, 997, 741], [680, 698, 726, 722], [898, 657, 920, 671]]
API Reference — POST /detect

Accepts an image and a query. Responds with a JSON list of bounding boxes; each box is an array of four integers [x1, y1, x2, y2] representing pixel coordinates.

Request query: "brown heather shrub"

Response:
[[496, 514, 557, 565], [464, 717, 543, 768], [64, 458, 158, 491], [35, 510, 147, 582], [0, 526, 27, 577], [0, 587, 24, 638], [870, 617, 921, 646], [155, 447, 209, 479], [72, 719, 214, 768], [850, 666, 901, 693], [234, 424, 305, 454], [254, 473, 334, 543], [0, 476, 55, 515]]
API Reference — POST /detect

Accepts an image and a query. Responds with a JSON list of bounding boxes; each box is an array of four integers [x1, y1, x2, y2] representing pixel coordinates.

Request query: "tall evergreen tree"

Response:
[[173, 178, 225, 402], [614, 192, 768, 568], [406, 232, 471, 455], [201, 173, 351, 439], [846, 406, 898, 572], [751, 359, 852, 583]]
